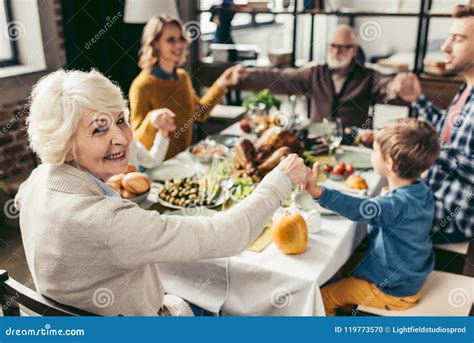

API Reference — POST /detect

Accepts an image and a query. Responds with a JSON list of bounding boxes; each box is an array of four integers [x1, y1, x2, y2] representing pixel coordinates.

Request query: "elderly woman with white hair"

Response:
[[15, 69, 310, 316]]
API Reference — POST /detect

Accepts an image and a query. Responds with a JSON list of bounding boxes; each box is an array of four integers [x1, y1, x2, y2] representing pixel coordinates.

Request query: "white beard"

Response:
[[327, 55, 353, 69]]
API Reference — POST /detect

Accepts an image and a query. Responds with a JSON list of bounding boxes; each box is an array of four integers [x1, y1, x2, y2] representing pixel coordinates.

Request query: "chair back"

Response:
[[0, 269, 97, 316]]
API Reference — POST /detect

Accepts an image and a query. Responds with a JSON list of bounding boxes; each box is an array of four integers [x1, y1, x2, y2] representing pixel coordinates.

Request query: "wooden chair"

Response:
[[336, 270, 473, 316], [0, 270, 97, 316], [433, 239, 473, 277]]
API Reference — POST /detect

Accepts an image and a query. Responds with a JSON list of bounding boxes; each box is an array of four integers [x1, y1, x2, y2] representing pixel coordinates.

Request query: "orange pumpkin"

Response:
[[272, 212, 308, 254]]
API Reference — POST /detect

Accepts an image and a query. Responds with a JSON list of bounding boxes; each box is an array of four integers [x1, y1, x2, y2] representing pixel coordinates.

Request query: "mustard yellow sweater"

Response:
[[129, 68, 227, 160]]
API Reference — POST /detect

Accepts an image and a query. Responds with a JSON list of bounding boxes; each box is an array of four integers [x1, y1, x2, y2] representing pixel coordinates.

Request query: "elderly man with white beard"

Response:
[[239, 25, 392, 127]]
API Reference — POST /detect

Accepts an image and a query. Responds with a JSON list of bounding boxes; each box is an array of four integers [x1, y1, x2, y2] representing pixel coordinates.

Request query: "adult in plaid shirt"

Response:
[[391, 5, 473, 244]]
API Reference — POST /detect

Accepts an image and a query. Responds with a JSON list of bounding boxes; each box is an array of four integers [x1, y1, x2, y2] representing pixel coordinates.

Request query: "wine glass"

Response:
[[210, 152, 235, 210], [323, 117, 343, 154]]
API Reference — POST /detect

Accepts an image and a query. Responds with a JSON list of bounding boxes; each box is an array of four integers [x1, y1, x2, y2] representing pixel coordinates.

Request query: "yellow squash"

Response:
[[272, 212, 308, 254]]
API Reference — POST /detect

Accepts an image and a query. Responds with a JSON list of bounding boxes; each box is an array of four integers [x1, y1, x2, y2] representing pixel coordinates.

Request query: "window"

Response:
[[0, 0, 18, 67]]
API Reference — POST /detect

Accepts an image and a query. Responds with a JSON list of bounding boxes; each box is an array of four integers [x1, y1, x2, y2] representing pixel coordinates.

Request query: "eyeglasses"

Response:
[[165, 36, 188, 44], [328, 43, 355, 51]]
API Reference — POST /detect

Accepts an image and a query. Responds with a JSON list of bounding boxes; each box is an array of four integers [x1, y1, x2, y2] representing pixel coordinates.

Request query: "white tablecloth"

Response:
[[142, 124, 386, 316]]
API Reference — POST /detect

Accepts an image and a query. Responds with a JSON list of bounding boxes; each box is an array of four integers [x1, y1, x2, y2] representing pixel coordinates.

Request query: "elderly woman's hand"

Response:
[[275, 153, 312, 187], [150, 108, 177, 137]]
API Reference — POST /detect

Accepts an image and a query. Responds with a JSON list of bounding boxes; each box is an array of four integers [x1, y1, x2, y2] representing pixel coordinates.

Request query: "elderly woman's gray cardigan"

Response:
[[14, 163, 291, 315]]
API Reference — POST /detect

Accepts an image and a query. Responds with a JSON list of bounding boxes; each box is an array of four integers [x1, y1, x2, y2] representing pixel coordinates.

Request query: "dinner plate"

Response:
[[154, 183, 229, 210], [209, 134, 240, 148], [147, 161, 196, 182], [336, 149, 372, 169], [164, 208, 218, 217]]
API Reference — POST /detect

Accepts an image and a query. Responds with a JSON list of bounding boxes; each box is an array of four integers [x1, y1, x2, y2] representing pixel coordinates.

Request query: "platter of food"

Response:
[[189, 139, 228, 164], [229, 176, 256, 201], [233, 126, 304, 182], [156, 176, 228, 209]]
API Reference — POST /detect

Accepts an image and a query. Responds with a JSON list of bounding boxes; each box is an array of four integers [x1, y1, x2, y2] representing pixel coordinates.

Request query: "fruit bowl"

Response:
[[322, 162, 355, 181]]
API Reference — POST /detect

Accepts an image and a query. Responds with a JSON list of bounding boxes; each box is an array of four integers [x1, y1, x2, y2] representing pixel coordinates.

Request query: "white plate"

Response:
[[130, 190, 150, 204], [147, 162, 195, 182], [292, 191, 337, 215], [164, 208, 218, 217], [155, 183, 229, 210]]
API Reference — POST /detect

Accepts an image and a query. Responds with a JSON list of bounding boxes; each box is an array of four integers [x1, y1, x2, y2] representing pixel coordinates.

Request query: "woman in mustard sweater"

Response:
[[130, 15, 242, 160]]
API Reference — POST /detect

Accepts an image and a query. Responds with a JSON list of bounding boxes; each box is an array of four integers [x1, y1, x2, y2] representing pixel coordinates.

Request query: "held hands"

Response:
[[216, 65, 246, 88], [390, 72, 422, 103], [275, 154, 312, 187], [304, 162, 324, 199], [150, 108, 177, 137]]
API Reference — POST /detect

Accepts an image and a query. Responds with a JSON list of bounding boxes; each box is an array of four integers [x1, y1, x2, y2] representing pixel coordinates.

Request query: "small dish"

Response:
[[130, 190, 150, 204]]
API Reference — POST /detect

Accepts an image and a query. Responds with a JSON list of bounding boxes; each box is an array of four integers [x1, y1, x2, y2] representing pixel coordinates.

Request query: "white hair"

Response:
[[331, 24, 357, 44], [27, 69, 128, 165]]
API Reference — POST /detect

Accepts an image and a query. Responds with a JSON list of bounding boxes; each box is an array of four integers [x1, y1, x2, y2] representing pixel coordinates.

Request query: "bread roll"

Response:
[[345, 175, 368, 190], [122, 172, 151, 194], [106, 173, 125, 189], [105, 182, 122, 193]]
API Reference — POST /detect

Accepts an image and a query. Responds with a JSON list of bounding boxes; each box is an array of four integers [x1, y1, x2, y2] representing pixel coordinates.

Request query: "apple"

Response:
[[345, 163, 354, 175], [323, 164, 333, 172], [333, 165, 345, 175]]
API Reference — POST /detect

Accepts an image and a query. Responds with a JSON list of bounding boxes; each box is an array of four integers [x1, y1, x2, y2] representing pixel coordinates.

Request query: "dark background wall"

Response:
[[60, 0, 144, 96]]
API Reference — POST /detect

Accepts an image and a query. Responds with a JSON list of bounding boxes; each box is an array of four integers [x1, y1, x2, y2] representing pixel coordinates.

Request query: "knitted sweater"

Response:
[[15, 164, 291, 316], [129, 68, 227, 160]]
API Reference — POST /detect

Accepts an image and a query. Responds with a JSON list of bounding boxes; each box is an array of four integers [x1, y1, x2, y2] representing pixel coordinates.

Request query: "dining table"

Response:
[[140, 122, 387, 316]]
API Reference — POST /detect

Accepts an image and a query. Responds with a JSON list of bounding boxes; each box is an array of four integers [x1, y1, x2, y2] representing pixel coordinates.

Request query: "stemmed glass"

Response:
[[210, 152, 235, 210], [323, 117, 343, 154]]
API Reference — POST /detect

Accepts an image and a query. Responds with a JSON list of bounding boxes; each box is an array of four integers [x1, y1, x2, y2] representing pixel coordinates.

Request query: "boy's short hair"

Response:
[[452, 5, 474, 18], [375, 118, 441, 179]]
